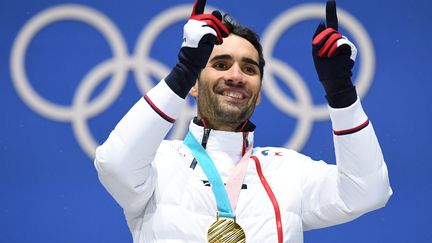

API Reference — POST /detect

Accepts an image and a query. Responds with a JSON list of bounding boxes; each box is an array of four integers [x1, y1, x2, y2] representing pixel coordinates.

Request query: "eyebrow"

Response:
[[209, 54, 259, 68], [209, 54, 232, 63], [242, 57, 259, 68]]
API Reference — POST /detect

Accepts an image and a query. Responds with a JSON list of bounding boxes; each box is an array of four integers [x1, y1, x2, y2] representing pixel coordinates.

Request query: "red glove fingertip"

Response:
[[312, 28, 337, 46], [318, 32, 342, 57], [191, 13, 229, 44], [327, 41, 338, 57]]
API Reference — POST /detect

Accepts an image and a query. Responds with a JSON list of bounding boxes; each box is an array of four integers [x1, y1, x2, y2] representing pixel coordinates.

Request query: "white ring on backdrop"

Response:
[[10, 4, 129, 121], [10, 3, 375, 158]]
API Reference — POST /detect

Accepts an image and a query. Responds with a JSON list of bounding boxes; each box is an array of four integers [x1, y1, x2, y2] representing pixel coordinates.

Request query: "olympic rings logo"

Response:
[[10, 3, 375, 159]]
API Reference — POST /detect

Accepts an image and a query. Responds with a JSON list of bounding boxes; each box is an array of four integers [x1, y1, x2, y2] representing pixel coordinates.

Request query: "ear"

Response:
[[189, 82, 199, 98]]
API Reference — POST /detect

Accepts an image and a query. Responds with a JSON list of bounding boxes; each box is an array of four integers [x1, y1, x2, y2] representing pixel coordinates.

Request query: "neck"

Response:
[[198, 116, 246, 132], [205, 120, 242, 132]]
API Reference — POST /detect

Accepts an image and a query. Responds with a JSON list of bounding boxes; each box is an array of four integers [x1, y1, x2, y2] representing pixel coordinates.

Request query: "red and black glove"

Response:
[[165, 0, 230, 98], [312, 0, 358, 108]]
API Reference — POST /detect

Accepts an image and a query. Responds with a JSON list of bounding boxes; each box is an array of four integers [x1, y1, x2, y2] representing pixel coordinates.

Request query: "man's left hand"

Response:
[[312, 0, 358, 108]]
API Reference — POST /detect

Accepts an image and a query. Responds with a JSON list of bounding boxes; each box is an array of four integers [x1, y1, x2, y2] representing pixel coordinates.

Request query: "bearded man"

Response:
[[94, 1, 392, 242]]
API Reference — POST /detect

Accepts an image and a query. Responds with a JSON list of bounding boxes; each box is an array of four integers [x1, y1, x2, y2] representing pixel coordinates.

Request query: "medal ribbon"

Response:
[[184, 130, 252, 218], [226, 146, 252, 212]]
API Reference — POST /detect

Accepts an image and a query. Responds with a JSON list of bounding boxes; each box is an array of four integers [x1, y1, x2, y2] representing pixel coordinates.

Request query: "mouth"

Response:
[[222, 90, 245, 99], [217, 88, 249, 103]]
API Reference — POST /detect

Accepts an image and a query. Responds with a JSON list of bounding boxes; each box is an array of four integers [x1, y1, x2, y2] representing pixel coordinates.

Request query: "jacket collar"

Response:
[[188, 119, 255, 160]]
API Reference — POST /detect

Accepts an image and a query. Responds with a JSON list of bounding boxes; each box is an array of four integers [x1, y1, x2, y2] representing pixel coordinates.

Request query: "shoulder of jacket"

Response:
[[156, 139, 194, 159]]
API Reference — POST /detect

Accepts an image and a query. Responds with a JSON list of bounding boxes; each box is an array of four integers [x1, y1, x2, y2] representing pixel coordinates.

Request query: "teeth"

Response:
[[222, 91, 243, 99]]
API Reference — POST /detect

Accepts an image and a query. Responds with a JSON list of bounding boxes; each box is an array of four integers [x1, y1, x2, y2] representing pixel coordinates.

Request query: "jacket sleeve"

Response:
[[301, 98, 392, 230], [94, 80, 185, 221]]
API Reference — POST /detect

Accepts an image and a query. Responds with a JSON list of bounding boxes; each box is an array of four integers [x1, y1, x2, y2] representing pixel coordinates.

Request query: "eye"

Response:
[[243, 65, 259, 75], [213, 62, 229, 70]]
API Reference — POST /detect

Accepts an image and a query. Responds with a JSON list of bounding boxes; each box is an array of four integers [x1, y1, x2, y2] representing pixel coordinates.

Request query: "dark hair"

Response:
[[223, 14, 265, 80]]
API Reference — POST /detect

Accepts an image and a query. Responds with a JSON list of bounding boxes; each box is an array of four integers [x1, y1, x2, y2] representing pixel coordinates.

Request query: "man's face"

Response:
[[191, 34, 262, 130]]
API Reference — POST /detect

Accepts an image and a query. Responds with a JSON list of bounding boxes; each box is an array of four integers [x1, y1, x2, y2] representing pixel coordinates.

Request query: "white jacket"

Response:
[[95, 80, 392, 242]]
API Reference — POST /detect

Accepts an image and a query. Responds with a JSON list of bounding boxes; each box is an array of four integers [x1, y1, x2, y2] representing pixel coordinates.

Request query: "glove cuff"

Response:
[[165, 62, 199, 99], [325, 85, 357, 108], [165, 43, 214, 99]]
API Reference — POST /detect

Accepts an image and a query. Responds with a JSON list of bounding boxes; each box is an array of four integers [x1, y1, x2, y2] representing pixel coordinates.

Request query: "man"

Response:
[[94, 0, 392, 242]]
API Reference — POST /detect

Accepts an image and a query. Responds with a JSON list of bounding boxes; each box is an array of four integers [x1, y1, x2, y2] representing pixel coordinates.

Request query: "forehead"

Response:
[[209, 34, 259, 63]]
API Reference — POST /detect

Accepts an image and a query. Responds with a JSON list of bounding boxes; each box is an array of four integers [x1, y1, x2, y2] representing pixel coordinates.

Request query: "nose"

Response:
[[225, 63, 245, 85]]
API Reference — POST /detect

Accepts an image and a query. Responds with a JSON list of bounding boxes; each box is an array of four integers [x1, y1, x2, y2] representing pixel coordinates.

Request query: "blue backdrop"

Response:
[[1, 0, 430, 242]]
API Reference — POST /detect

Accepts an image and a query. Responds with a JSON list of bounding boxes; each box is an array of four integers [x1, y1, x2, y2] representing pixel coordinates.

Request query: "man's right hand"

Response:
[[183, 0, 229, 54], [165, 0, 230, 99]]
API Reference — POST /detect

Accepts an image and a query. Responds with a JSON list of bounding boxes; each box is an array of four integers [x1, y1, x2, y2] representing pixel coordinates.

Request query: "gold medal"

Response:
[[207, 213, 246, 243]]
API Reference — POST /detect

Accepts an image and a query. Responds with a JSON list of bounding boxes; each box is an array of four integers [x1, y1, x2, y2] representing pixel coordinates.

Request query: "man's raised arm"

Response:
[[94, 0, 229, 220], [301, 0, 392, 229]]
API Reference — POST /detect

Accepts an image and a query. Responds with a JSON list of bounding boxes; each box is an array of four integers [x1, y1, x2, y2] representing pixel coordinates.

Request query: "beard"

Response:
[[196, 79, 259, 126]]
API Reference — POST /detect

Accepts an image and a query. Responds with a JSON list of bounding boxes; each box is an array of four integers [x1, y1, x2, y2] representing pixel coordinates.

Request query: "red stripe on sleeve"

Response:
[[144, 95, 176, 123], [334, 119, 369, 136]]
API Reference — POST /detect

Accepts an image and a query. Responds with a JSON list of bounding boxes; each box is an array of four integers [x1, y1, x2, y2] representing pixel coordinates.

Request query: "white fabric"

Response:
[[95, 80, 392, 243], [337, 36, 357, 61], [146, 80, 185, 119], [182, 19, 217, 48], [328, 98, 367, 131]]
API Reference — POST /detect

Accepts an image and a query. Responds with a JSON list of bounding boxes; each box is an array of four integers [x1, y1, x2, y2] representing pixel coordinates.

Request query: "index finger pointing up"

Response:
[[326, 0, 338, 31], [191, 0, 207, 16]]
